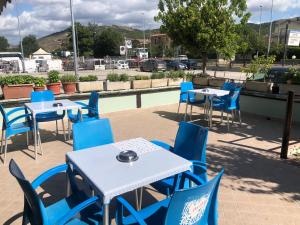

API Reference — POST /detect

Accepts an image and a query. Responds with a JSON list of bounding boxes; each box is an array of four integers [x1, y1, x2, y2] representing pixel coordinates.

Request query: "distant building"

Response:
[[150, 33, 172, 49], [272, 17, 300, 45], [31, 48, 52, 60]]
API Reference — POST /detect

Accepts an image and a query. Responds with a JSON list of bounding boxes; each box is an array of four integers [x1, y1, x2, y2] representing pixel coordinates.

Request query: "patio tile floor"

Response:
[[0, 104, 300, 225]]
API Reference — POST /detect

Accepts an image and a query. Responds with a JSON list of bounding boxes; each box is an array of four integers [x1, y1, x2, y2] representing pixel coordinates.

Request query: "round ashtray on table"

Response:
[[53, 103, 63, 107], [116, 150, 139, 163]]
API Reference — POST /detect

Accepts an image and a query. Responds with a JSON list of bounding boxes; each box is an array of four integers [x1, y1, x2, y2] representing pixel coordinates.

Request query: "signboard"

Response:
[[288, 30, 300, 47], [125, 40, 132, 49], [120, 46, 126, 55]]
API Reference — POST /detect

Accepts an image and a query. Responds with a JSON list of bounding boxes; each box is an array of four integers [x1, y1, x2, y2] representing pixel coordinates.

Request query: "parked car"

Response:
[[115, 60, 129, 69], [140, 59, 167, 72], [253, 67, 297, 83], [166, 60, 187, 71], [180, 59, 201, 70]]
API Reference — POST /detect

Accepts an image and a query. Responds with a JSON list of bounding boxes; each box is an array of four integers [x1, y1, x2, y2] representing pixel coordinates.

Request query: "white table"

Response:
[[25, 99, 82, 159], [185, 88, 230, 127], [66, 138, 192, 225]]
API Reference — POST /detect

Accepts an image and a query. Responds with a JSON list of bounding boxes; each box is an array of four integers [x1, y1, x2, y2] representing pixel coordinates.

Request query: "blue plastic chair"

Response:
[[178, 82, 206, 119], [67, 91, 99, 139], [9, 159, 103, 225], [116, 169, 224, 225], [0, 105, 40, 164], [31, 90, 66, 141], [73, 119, 114, 151], [212, 88, 242, 130], [151, 122, 208, 196]]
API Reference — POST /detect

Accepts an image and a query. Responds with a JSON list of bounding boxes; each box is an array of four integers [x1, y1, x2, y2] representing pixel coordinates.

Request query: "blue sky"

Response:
[[1, 0, 299, 44]]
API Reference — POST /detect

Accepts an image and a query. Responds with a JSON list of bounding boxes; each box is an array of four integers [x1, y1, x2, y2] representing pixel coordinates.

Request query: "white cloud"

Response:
[[247, 0, 300, 12]]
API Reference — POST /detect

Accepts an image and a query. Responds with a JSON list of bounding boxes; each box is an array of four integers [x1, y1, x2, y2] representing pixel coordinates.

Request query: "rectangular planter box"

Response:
[[132, 80, 151, 89], [193, 77, 209, 86], [208, 78, 227, 87], [104, 81, 131, 91], [151, 79, 168, 88], [77, 81, 104, 93], [168, 78, 184, 86], [2, 84, 33, 99], [278, 84, 300, 95], [245, 81, 273, 93]]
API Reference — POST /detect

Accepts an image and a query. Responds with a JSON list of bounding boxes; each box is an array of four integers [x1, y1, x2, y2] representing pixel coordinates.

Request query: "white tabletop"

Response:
[[66, 138, 192, 204], [25, 99, 82, 115], [189, 88, 230, 97]]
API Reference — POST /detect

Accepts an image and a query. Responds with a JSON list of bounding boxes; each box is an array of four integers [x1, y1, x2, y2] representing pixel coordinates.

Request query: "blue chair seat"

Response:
[[6, 121, 32, 137], [68, 113, 98, 123], [36, 112, 65, 122]]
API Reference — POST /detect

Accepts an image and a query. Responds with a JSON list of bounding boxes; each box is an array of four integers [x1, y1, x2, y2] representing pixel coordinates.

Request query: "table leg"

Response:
[[139, 187, 143, 210], [33, 115, 37, 160], [184, 96, 189, 122], [103, 203, 109, 225], [209, 98, 213, 128]]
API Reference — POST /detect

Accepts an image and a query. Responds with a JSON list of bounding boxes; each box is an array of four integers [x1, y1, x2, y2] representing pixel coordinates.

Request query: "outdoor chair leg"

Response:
[[38, 131, 43, 155], [189, 105, 193, 121], [26, 132, 29, 146], [239, 110, 242, 126], [62, 119, 66, 141], [0, 130, 4, 154], [227, 112, 230, 131], [4, 137, 8, 164], [231, 110, 234, 125], [177, 102, 181, 115], [56, 120, 58, 136], [221, 111, 224, 123], [68, 119, 71, 140]]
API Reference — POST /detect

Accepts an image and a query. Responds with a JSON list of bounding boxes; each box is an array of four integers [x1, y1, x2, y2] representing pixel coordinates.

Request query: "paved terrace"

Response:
[[0, 104, 300, 225]]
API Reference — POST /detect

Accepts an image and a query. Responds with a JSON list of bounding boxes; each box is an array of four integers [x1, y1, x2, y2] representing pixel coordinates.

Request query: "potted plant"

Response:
[[60, 74, 77, 94], [151, 72, 168, 88], [104, 73, 131, 91], [34, 77, 46, 92], [0, 75, 34, 99], [46, 70, 61, 95], [77, 75, 103, 93], [167, 71, 184, 86], [132, 75, 151, 89], [192, 73, 209, 86], [243, 55, 275, 93]]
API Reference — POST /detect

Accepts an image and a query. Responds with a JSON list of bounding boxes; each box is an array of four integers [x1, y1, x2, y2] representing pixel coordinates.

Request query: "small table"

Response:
[[25, 99, 82, 159], [66, 138, 192, 225], [185, 88, 230, 127]]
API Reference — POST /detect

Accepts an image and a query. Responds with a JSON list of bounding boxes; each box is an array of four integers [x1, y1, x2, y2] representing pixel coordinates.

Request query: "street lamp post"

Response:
[[142, 13, 146, 53], [257, 5, 263, 57], [267, 0, 274, 57], [70, 0, 79, 80]]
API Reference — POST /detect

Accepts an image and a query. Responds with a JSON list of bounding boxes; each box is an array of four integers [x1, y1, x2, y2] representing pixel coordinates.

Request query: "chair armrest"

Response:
[[151, 140, 174, 151], [75, 102, 98, 114], [55, 196, 100, 225], [6, 107, 26, 117], [7, 114, 32, 126], [116, 197, 147, 225], [32, 164, 68, 189], [75, 102, 88, 108], [179, 171, 203, 189], [190, 160, 208, 184]]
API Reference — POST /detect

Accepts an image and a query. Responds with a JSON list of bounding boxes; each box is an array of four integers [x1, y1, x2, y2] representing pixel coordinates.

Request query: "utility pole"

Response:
[[283, 21, 290, 66], [142, 13, 146, 52], [15, 0, 24, 57], [257, 5, 263, 57], [70, 0, 79, 80], [267, 0, 274, 57]]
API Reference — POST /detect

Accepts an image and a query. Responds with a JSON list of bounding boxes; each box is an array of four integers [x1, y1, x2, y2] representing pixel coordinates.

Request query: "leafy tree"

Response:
[[0, 36, 9, 51], [94, 28, 123, 57], [156, 0, 250, 73], [22, 35, 39, 57]]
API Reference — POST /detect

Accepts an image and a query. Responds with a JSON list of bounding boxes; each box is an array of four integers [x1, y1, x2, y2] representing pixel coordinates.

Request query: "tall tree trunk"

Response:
[[202, 52, 207, 75]]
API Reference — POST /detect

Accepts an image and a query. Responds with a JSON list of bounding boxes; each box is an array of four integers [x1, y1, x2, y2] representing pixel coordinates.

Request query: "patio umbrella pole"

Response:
[[281, 91, 294, 159]]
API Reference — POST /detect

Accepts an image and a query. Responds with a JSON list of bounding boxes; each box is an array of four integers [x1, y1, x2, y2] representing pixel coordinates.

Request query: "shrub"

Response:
[[107, 73, 129, 82], [134, 75, 150, 80], [48, 70, 60, 83], [167, 71, 185, 80], [151, 72, 166, 79], [0, 75, 35, 86], [79, 75, 98, 82], [60, 74, 77, 83], [34, 77, 47, 87], [119, 74, 129, 82]]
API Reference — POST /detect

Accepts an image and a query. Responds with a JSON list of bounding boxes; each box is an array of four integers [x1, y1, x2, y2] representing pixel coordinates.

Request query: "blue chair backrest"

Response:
[[164, 170, 224, 225], [180, 82, 194, 102], [73, 119, 114, 151], [173, 122, 208, 163], [9, 159, 46, 225], [0, 104, 9, 129], [87, 91, 99, 117], [225, 88, 241, 110], [31, 90, 55, 102], [221, 82, 237, 92]]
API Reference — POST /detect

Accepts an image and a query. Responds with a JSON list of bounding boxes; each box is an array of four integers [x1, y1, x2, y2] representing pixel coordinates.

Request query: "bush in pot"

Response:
[[0, 75, 34, 99], [60, 74, 77, 94], [34, 77, 46, 92], [105, 73, 131, 91], [151, 72, 168, 88], [47, 70, 61, 95], [167, 71, 184, 86]]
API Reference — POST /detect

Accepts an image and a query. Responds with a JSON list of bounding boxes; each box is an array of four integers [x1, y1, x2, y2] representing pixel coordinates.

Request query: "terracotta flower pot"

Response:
[[2, 84, 33, 99], [34, 86, 46, 92], [62, 82, 76, 94], [46, 83, 61, 95]]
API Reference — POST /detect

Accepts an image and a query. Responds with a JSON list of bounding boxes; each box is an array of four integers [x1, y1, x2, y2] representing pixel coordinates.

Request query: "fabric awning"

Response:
[[0, 0, 11, 15]]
